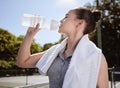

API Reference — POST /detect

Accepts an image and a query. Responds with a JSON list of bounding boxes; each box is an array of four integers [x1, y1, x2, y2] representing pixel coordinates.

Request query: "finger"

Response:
[[35, 23, 40, 29]]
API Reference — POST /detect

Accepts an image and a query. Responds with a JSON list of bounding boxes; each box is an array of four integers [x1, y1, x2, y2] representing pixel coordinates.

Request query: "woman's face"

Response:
[[58, 10, 79, 36]]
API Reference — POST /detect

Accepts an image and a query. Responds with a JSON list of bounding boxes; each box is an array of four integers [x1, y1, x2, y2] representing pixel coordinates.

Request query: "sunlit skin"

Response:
[[58, 10, 86, 57], [16, 10, 109, 88]]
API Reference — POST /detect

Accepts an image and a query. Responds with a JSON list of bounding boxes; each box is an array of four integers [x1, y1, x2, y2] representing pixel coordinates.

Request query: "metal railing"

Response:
[[109, 67, 120, 88]]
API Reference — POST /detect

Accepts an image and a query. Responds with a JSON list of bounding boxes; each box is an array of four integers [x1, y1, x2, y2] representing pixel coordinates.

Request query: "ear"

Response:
[[76, 19, 86, 34], [76, 19, 85, 29], [78, 19, 85, 25]]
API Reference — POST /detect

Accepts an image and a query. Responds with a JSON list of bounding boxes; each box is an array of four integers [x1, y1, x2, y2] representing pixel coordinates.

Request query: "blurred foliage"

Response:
[[0, 60, 15, 69], [0, 28, 17, 61], [86, 0, 120, 67], [99, 0, 120, 67], [43, 43, 53, 51]]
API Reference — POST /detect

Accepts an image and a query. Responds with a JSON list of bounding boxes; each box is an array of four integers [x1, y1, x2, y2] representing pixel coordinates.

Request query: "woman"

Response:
[[16, 7, 109, 88]]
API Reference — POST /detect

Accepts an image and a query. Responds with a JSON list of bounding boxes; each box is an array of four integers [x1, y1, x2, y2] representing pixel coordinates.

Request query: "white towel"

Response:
[[36, 34, 102, 88]]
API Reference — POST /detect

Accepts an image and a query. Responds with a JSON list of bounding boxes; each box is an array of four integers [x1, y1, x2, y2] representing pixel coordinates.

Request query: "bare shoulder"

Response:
[[98, 53, 108, 72], [101, 54, 108, 67], [97, 53, 109, 88]]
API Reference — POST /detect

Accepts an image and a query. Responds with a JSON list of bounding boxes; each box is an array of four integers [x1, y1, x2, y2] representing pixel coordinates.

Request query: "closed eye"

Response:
[[64, 14, 69, 19]]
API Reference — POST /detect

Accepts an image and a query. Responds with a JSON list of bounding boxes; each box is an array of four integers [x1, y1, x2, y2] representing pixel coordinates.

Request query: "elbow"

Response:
[[16, 57, 25, 68], [16, 61, 21, 67], [16, 56, 32, 68], [16, 61, 24, 68]]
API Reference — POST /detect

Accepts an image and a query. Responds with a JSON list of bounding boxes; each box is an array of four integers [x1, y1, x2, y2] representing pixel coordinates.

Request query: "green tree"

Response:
[[31, 40, 43, 54], [0, 28, 18, 74], [0, 28, 17, 61], [43, 43, 53, 51]]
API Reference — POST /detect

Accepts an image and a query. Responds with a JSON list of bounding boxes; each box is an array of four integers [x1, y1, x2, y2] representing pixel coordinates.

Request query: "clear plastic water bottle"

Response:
[[22, 14, 59, 30]]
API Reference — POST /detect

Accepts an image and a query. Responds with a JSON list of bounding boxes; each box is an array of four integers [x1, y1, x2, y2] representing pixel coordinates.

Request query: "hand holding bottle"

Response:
[[26, 23, 40, 37]]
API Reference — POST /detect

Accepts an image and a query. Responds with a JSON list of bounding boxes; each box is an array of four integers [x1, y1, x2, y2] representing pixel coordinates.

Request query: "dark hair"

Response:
[[73, 8, 101, 34]]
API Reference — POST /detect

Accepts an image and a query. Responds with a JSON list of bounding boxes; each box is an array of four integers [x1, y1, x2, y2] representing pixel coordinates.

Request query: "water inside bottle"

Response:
[[22, 14, 59, 30]]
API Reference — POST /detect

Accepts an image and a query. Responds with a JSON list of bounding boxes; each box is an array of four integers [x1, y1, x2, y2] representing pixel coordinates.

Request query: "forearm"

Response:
[[16, 33, 33, 67]]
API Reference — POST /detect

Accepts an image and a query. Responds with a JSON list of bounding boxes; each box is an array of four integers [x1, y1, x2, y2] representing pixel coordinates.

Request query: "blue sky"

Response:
[[0, 0, 94, 46]]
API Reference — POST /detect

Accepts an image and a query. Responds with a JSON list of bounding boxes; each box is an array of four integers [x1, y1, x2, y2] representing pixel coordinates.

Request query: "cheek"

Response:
[[64, 21, 75, 29], [58, 21, 76, 34], [67, 23, 76, 32]]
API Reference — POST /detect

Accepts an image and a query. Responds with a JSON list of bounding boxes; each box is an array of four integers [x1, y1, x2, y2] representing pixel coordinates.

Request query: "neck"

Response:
[[64, 34, 83, 58], [67, 34, 83, 50]]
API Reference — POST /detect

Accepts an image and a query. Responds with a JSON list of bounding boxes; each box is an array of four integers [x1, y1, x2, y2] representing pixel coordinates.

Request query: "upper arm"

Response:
[[16, 52, 45, 68], [97, 54, 109, 88]]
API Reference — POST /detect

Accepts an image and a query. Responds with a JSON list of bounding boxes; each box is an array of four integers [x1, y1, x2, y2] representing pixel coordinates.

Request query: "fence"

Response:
[[109, 67, 120, 88]]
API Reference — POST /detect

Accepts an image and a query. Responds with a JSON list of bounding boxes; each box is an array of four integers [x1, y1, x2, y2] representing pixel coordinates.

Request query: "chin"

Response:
[[58, 29, 64, 34], [58, 29, 61, 33], [58, 28, 62, 33], [58, 28, 66, 35]]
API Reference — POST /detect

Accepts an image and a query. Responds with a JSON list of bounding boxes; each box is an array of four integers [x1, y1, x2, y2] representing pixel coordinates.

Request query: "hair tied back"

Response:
[[92, 10, 102, 23]]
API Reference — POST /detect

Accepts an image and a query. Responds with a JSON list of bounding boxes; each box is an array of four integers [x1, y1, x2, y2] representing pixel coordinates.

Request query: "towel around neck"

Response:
[[36, 34, 102, 88]]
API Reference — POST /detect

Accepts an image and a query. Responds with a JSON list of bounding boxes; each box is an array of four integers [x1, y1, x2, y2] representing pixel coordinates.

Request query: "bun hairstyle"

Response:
[[92, 10, 102, 23], [73, 8, 102, 34]]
